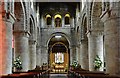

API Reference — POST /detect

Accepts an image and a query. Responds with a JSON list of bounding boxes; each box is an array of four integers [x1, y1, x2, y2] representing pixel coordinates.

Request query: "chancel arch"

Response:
[[48, 33, 70, 72]]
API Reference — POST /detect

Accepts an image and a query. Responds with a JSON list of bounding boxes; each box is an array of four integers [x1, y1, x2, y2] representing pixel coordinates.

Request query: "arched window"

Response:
[[46, 14, 52, 25], [65, 14, 70, 25], [54, 14, 62, 27]]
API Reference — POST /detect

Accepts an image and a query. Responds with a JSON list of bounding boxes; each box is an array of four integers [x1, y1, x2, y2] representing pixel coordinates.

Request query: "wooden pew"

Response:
[[1, 72, 38, 78], [68, 69, 120, 78], [79, 73, 120, 78], [1, 66, 50, 78]]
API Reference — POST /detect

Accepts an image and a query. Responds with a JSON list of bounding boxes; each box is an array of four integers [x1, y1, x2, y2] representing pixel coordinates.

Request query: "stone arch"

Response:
[[51, 42, 68, 53], [47, 33, 70, 69], [46, 32, 71, 48], [91, 1, 103, 30], [80, 13, 89, 70], [77, 26, 80, 33], [14, 1, 26, 30], [81, 13, 86, 24], [76, 26, 80, 43], [36, 27, 40, 45], [91, 1, 102, 17], [81, 13, 87, 40], [30, 15, 36, 39], [88, 2, 93, 31]]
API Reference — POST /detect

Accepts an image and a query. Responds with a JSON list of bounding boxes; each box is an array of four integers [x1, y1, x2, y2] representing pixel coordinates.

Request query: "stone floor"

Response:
[[50, 74, 67, 78]]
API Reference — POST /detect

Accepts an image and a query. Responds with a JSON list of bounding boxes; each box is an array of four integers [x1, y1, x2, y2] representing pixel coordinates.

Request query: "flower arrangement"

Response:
[[13, 56, 22, 70], [70, 60, 82, 71], [71, 60, 79, 68], [93, 55, 102, 70]]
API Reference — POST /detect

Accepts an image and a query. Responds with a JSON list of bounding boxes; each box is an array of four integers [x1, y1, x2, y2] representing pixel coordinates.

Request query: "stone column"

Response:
[[77, 44, 81, 65], [70, 17, 74, 28], [36, 46, 42, 66], [80, 40, 89, 70], [62, 16, 64, 27], [87, 31, 104, 71], [99, 2, 120, 75], [103, 3, 120, 74], [76, 46, 79, 62], [41, 15, 44, 28], [41, 45, 48, 64], [13, 31, 30, 71], [5, 16, 15, 74], [29, 40, 36, 70], [104, 21, 119, 74], [71, 45, 76, 62], [69, 47, 73, 64], [52, 17, 54, 27]]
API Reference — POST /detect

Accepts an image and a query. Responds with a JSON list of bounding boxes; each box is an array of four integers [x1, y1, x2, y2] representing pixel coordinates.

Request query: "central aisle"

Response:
[[50, 74, 67, 78]]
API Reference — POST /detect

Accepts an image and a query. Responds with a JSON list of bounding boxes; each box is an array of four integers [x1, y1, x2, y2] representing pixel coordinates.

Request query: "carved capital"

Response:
[[13, 30, 30, 38], [87, 30, 103, 37], [0, 2, 6, 17], [29, 39, 37, 45], [81, 39, 88, 43]]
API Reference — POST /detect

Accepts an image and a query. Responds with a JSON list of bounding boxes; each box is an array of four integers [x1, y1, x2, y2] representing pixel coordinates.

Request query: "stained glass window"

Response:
[[55, 53, 64, 63]]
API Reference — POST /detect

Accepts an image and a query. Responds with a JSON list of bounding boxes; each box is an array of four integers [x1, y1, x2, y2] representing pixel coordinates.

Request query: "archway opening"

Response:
[[48, 33, 69, 73]]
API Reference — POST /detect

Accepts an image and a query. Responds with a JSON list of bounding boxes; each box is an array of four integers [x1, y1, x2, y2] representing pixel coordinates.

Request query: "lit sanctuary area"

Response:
[[1, 0, 120, 78], [48, 34, 69, 73]]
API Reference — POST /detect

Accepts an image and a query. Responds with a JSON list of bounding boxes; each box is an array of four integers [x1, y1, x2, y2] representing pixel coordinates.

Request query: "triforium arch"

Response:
[[65, 13, 70, 25], [47, 32, 70, 71], [45, 14, 52, 25], [54, 14, 62, 27]]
